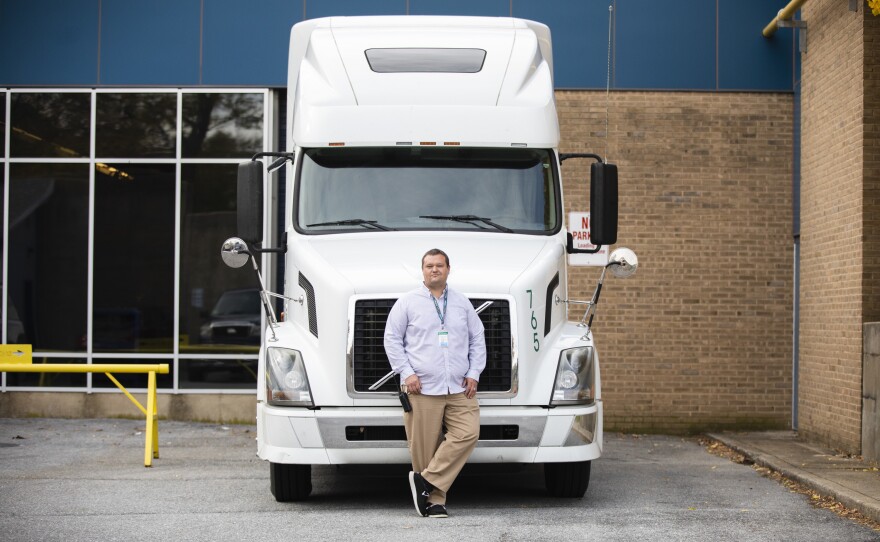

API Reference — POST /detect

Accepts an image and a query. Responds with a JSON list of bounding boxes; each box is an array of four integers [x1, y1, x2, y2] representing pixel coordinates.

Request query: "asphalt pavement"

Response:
[[0, 418, 878, 542], [708, 430, 880, 524]]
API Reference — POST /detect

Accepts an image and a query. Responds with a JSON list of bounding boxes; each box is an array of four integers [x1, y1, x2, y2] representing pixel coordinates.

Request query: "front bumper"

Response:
[[256, 400, 603, 465]]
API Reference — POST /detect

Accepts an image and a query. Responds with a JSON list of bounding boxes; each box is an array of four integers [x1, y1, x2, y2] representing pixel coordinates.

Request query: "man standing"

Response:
[[384, 248, 486, 518]]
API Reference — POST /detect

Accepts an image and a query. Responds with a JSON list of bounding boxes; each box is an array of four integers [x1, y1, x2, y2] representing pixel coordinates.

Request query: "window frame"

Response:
[[0, 88, 273, 394]]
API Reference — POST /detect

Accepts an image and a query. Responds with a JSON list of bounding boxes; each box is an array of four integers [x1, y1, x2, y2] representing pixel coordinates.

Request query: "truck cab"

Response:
[[223, 16, 637, 501]]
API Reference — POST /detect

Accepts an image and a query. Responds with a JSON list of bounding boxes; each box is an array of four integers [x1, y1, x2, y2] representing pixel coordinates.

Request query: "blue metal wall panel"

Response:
[[0, 0, 100, 86], [203, 0, 301, 86], [0, 0, 796, 91], [614, 0, 716, 90], [305, 0, 406, 18], [513, 0, 612, 89], [100, 0, 200, 85], [718, 0, 794, 91], [409, 0, 510, 17]]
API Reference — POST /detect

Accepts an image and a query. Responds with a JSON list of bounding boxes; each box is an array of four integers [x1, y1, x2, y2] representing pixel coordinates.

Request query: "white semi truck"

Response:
[[221, 16, 638, 501]]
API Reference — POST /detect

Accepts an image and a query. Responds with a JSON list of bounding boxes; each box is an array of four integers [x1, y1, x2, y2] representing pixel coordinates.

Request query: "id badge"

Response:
[[438, 331, 449, 348]]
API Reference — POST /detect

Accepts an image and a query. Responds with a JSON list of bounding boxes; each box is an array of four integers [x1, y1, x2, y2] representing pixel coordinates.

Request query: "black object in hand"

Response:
[[399, 391, 412, 412]]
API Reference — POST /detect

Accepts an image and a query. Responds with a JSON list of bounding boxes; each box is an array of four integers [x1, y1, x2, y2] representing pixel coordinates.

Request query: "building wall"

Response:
[[0, 2, 803, 430], [0, 0, 795, 91], [559, 90, 794, 433], [798, 1, 869, 452], [0, 89, 797, 432], [865, 4, 880, 325]]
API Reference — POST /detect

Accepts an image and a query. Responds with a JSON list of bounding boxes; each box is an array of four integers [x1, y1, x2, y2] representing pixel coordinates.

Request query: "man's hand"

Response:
[[464, 377, 478, 399], [404, 374, 422, 395]]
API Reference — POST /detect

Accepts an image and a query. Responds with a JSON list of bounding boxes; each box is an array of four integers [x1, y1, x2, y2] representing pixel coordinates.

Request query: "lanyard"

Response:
[[431, 288, 448, 328]]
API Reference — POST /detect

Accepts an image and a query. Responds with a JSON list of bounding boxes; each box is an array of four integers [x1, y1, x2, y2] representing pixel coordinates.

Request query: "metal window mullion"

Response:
[[2, 91, 9, 392], [263, 89, 275, 325], [91, 353, 174, 360], [173, 90, 183, 392], [87, 91, 97, 392], [27, 352, 86, 359], [177, 354, 259, 360], [93, 158, 178, 164], [6, 158, 91, 164], [179, 158, 245, 164]]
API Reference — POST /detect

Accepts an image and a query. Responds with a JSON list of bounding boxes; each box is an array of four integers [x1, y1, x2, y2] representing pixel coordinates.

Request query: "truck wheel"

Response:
[[269, 462, 312, 502], [544, 460, 591, 498]]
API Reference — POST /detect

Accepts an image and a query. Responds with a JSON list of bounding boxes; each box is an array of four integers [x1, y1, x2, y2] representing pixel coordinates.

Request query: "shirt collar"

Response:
[[421, 282, 448, 299]]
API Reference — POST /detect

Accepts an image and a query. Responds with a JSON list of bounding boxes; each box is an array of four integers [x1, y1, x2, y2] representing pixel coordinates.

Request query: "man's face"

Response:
[[422, 254, 450, 291]]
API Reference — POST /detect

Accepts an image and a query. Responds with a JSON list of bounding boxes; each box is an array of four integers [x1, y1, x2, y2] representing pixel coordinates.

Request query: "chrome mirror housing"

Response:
[[221, 237, 251, 269], [608, 247, 638, 279]]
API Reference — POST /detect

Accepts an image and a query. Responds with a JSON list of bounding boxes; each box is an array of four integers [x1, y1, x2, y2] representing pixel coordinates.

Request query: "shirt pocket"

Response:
[[444, 307, 471, 337]]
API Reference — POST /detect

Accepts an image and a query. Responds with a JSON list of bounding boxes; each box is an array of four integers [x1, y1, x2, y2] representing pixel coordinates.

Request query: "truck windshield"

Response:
[[296, 147, 559, 234]]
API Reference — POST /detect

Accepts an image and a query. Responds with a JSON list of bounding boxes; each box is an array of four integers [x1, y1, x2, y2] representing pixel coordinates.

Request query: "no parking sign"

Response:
[[568, 212, 609, 267]]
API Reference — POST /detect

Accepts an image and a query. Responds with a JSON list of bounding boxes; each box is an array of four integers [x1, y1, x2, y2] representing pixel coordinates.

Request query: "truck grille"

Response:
[[352, 298, 512, 393]]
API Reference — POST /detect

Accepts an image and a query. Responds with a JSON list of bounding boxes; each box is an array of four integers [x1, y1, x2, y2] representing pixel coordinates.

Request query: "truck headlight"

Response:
[[266, 347, 313, 406], [551, 347, 594, 405]]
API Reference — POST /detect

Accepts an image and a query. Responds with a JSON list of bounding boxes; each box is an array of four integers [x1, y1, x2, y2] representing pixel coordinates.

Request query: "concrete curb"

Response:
[[707, 432, 880, 525]]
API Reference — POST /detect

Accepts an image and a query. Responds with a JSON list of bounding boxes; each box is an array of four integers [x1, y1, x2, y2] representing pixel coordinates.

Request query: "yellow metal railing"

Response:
[[0, 361, 170, 467], [763, 0, 809, 37]]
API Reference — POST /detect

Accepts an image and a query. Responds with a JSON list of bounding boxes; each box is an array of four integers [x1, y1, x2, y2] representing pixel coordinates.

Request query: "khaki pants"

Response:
[[403, 392, 479, 506]]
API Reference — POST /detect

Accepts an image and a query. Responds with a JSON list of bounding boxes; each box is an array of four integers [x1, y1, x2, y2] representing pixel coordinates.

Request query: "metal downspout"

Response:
[[763, 0, 809, 37]]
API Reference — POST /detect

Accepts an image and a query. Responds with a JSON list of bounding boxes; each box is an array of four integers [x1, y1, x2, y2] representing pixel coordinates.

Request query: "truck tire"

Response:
[[269, 462, 312, 502], [544, 460, 591, 498]]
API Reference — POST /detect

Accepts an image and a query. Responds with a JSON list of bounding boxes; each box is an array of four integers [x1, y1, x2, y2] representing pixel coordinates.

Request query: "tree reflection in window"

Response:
[[96, 93, 177, 158], [10, 93, 90, 158], [182, 93, 263, 158]]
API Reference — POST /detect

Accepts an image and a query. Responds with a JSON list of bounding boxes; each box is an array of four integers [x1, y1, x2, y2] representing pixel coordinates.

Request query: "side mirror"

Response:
[[589, 162, 618, 246], [220, 237, 251, 269], [237, 161, 264, 245], [608, 247, 638, 278]]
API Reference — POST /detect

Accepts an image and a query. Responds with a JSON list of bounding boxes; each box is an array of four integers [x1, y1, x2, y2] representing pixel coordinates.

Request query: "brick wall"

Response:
[[557, 90, 794, 433], [798, 1, 868, 453]]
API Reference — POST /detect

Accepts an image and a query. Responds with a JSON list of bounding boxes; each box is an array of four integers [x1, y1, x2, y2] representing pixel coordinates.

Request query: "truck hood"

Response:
[[293, 232, 560, 295]]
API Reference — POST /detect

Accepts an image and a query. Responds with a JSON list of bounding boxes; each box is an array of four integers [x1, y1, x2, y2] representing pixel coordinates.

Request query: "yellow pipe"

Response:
[[764, 0, 808, 37], [104, 372, 148, 416], [0, 363, 169, 374]]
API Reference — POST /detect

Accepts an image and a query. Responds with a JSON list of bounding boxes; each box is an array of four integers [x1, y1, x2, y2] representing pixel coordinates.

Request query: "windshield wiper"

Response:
[[306, 219, 395, 231], [420, 215, 513, 233]]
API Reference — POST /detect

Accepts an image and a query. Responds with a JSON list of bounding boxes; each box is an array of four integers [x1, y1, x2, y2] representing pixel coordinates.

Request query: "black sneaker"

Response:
[[408, 471, 432, 517], [426, 503, 448, 518]]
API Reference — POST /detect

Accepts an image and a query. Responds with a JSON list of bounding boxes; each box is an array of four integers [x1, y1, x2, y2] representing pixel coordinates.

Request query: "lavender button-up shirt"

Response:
[[384, 284, 486, 396]]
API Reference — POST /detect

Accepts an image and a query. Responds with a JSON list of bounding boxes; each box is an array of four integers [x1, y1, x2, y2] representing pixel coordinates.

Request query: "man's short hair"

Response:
[[422, 248, 450, 267]]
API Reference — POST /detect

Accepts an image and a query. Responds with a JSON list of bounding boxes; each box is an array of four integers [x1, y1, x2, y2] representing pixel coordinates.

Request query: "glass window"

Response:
[[93, 164, 175, 353], [4, 358, 87, 387], [96, 93, 176, 158], [2, 90, 268, 392], [179, 358, 258, 390], [8, 164, 89, 351], [182, 93, 264, 158], [10, 93, 90, 158], [1, 165, 4, 343], [179, 164, 260, 354], [297, 147, 559, 233]]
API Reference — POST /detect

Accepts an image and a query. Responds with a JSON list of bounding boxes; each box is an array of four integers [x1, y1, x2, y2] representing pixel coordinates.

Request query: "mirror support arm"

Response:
[[567, 232, 603, 254], [559, 153, 604, 164], [248, 232, 288, 255]]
